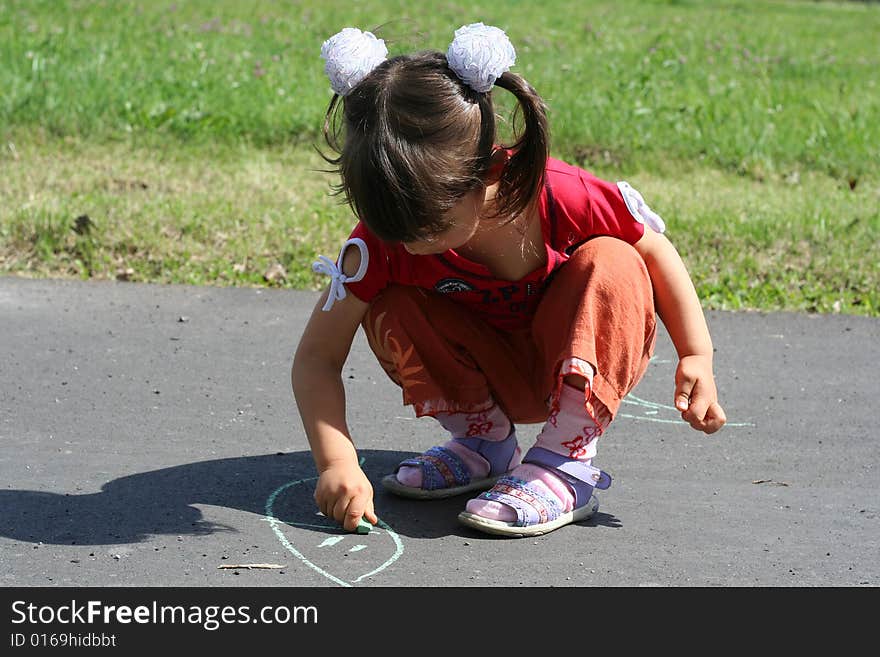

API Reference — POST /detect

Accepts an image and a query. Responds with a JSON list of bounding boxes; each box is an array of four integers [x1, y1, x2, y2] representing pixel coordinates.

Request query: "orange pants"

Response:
[[362, 236, 657, 427]]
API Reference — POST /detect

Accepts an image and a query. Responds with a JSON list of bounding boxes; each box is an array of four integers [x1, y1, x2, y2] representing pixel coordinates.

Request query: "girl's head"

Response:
[[320, 25, 549, 246]]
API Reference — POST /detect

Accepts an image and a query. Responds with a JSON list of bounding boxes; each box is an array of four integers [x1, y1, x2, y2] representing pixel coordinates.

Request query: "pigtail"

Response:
[[492, 71, 550, 223]]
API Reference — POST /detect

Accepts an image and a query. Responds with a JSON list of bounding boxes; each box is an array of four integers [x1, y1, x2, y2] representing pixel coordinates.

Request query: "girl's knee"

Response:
[[563, 236, 649, 289], [572, 235, 643, 267]]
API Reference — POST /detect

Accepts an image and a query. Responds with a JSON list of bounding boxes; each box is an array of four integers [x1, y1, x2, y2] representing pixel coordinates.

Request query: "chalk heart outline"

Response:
[[263, 471, 404, 588]]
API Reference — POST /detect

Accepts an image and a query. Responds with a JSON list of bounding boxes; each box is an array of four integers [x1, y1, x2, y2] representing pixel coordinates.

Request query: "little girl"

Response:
[[292, 24, 726, 537]]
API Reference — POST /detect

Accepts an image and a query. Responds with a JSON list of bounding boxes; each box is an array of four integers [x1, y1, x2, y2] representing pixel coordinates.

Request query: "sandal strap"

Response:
[[398, 446, 470, 491], [476, 475, 563, 526], [522, 447, 612, 509], [452, 430, 518, 476], [394, 431, 519, 492]]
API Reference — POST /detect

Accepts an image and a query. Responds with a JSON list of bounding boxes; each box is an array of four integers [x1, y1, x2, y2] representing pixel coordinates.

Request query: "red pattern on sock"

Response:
[[560, 429, 600, 459]]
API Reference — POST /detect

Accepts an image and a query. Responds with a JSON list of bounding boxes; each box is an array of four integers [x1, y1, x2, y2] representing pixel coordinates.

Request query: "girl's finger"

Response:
[[343, 498, 367, 532], [364, 502, 379, 525], [674, 379, 695, 412], [675, 391, 692, 411], [703, 402, 727, 434], [686, 395, 711, 426], [331, 497, 352, 525]]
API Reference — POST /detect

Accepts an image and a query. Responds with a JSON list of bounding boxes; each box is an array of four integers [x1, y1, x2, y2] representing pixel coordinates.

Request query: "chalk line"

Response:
[[621, 393, 756, 427], [263, 466, 405, 587], [350, 518, 405, 583], [635, 357, 756, 427]]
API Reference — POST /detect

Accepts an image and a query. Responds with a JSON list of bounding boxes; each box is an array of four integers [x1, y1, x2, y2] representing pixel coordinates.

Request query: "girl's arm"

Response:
[[633, 228, 727, 434], [291, 249, 376, 530]]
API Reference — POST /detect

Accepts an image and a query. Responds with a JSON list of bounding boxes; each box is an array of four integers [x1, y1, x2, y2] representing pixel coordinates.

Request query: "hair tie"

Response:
[[320, 27, 388, 96], [446, 23, 516, 93]]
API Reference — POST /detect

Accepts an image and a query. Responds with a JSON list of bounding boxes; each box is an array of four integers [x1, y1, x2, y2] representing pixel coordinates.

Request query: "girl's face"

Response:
[[402, 187, 486, 256]]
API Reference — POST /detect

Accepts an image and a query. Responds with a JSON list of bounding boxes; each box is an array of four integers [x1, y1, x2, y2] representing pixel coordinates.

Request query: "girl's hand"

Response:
[[674, 354, 727, 434], [314, 460, 379, 531]]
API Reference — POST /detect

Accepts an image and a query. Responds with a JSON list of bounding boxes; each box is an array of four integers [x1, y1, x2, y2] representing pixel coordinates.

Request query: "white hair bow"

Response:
[[446, 23, 516, 92], [320, 23, 517, 97], [320, 28, 388, 96]]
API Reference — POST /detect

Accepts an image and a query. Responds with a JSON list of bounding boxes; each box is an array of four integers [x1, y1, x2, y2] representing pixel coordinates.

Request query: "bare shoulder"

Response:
[[341, 243, 363, 278]]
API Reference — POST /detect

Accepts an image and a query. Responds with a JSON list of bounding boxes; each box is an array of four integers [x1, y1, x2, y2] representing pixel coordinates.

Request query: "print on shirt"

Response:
[[434, 278, 476, 293], [465, 280, 544, 319]]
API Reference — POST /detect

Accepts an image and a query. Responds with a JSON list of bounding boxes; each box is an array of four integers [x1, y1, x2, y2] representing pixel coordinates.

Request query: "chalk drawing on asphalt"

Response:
[[263, 464, 404, 588], [619, 356, 755, 427]]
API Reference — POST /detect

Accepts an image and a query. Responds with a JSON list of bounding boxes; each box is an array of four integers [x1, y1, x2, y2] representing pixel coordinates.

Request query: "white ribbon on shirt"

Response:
[[617, 181, 666, 234], [312, 237, 369, 312]]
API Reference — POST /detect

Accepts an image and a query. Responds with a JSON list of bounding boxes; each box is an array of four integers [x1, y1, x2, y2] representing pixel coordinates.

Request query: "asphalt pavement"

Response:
[[1, 276, 877, 587]]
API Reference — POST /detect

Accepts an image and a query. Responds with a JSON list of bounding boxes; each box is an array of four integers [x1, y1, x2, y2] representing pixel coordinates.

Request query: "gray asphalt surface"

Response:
[[1, 276, 877, 587]]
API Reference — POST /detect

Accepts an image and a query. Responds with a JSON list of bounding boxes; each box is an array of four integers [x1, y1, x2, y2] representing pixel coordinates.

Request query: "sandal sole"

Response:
[[380, 473, 504, 500], [456, 495, 600, 537]]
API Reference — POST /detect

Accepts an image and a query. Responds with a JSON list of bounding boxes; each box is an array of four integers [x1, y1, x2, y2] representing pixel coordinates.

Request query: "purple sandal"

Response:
[[457, 446, 612, 536], [381, 431, 520, 499]]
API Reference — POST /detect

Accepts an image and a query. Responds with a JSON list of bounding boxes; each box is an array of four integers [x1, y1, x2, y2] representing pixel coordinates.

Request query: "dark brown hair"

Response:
[[321, 50, 549, 243]]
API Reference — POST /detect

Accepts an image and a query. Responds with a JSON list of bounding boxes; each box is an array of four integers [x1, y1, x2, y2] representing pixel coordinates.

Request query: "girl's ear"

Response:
[[484, 148, 510, 184]]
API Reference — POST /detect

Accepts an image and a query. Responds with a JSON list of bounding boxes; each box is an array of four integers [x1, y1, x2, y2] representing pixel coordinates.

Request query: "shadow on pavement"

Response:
[[0, 449, 623, 546]]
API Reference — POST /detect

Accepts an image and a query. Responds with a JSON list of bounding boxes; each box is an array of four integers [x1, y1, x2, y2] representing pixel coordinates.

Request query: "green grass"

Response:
[[1, 0, 878, 315]]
